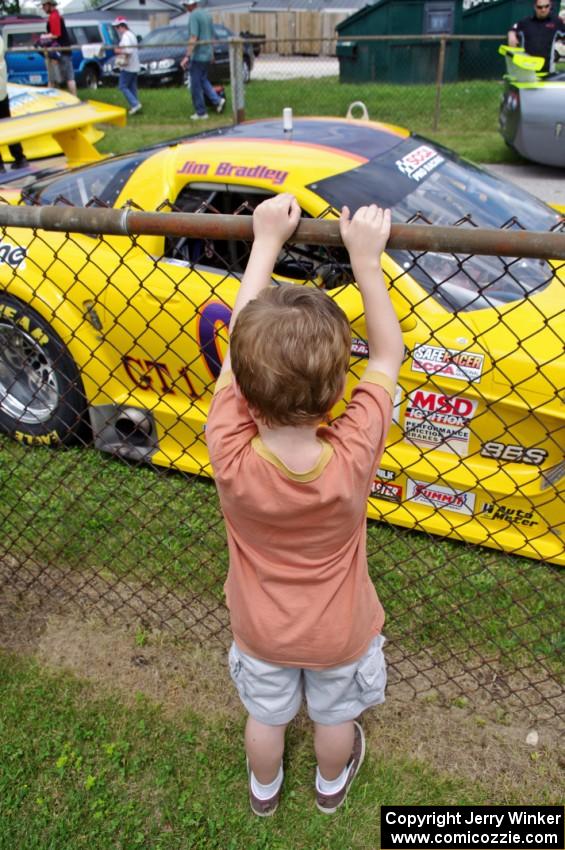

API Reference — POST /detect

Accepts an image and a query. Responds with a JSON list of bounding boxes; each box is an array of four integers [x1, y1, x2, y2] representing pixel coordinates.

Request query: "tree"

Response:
[[0, 0, 21, 14]]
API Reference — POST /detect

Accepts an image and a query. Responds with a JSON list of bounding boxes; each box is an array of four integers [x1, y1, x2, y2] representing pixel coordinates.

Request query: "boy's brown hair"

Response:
[[230, 284, 351, 427]]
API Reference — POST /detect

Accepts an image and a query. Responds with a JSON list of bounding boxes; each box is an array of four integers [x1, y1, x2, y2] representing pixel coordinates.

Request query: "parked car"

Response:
[[0, 13, 118, 89], [499, 45, 565, 167], [102, 23, 253, 87], [1, 117, 563, 565]]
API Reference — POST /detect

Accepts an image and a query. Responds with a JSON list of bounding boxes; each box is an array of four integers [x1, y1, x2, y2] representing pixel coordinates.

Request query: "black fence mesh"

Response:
[[0, 199, 563, 727]]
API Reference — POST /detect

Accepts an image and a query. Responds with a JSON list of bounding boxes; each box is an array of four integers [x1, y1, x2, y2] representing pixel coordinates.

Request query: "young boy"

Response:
[[206, 193, 404, 816]]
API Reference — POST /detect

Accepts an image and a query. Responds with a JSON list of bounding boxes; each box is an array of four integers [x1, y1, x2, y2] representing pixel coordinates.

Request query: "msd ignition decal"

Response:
[[178, 160, 288, 186], [395, 145, 444, 182], [407, 480, 475, 515], [404, 390, 478, 455], [411, 345, 484, 383]]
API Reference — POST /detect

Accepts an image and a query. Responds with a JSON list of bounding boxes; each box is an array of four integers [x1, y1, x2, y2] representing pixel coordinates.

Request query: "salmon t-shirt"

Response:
[[206, 369, 394, 669]]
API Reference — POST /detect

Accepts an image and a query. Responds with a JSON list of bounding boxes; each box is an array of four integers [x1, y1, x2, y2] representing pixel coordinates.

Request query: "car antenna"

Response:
[[283, 107, 293, 138]]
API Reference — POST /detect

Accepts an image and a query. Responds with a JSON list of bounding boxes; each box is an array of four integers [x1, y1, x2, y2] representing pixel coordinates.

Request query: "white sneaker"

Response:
[[216, 97, 226, 114], [128, 104, 142, 115], [190, 112, 208, 120]]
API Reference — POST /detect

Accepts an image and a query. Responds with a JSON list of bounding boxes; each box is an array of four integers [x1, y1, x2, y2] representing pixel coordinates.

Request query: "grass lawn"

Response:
[[1, 438, 562, 680], [85, 77, 523, 164], [1, 650, 562, 850]]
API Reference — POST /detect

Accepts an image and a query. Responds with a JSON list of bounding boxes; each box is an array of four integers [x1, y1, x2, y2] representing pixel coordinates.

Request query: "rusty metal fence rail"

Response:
[[0, 204, 563, 725]]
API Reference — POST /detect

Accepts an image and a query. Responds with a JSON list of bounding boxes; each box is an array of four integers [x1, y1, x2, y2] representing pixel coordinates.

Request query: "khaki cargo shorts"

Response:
[[228, 634, 387, 726]]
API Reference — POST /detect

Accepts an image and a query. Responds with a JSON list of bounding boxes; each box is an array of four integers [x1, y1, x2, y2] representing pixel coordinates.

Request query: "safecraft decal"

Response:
[[406, 480, 475, 515], [395, 145, 444, 182], [404, 390, 478, 456], [411, 345, 484, 383], [178, 160, 288, 186]]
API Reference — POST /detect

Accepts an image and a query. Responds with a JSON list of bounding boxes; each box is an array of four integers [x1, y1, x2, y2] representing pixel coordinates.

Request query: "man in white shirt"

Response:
[[113, 17, 142, 115]]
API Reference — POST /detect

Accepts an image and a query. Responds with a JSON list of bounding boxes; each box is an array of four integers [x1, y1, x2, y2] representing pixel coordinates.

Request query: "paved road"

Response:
[[480, 162, 564, 206]]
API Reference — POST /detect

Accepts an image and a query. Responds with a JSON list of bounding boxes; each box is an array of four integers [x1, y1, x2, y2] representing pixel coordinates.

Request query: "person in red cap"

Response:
[[113, 17, 142, 115], [39, 0, 76, 95]]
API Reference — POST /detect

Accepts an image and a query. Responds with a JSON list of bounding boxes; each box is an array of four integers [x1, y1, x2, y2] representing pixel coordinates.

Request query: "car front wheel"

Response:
[[81, 64, 100, 89], [0, 295, 87, 446]]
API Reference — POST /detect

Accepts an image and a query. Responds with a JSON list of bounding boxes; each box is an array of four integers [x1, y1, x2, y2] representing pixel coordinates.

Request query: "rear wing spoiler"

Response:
[[0, 99, 126, 167]]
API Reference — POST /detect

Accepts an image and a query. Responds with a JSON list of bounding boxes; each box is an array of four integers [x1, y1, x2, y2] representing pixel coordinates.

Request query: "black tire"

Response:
[[81, 65, 100, 89], [0, 294, 87, 446]]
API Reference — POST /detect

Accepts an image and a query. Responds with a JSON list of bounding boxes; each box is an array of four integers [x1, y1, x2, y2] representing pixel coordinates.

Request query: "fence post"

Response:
[[229, 39, 245, 124], [433, 37, 446, 131]]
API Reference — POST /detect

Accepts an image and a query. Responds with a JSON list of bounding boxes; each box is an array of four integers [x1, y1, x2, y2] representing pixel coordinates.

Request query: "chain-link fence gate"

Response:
[[0, 200, 563, 728]]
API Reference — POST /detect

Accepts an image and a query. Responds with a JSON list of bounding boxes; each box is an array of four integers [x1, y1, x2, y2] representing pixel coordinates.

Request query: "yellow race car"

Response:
[[0, 117, 563, 564]]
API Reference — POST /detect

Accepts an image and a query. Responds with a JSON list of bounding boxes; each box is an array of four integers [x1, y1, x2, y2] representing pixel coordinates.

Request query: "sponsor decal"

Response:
[[393, 385, 402, 426], [351, 337, 369, 357], [482, 502, 538, 527], [404, 390, 478, 455], [177, 160, 288, 186], [411, 344, 484, 383], [371, 480, 402, 504], [121, 300, 233, 395], [377, 467, 396, 481], [0, 243, 26, 268], [480, 441, 548, 466], [407, 480, 475, 515], [395, 145, 444, 182]]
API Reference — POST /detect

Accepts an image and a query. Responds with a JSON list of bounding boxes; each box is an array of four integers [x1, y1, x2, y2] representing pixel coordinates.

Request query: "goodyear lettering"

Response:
[[0, 305, 49, 345], [482, 502, 539, 527], [14, 429, 60, 446], [480, 441, 548, 466], [0, 243, 26, 267]]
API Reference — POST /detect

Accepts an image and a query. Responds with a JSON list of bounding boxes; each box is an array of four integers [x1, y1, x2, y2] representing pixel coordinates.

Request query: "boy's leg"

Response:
[[245, 715, 287, 783], [313, 720, 354, 781]]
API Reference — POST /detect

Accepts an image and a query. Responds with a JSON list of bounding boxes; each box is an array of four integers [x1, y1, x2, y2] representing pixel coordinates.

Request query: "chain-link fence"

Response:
[[0, 196, 563, 727]]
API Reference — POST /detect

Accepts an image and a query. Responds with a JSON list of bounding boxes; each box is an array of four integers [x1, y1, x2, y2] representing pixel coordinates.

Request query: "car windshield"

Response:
[[141, 27, 185, 46], [21, 150, 156, 208], [309, 136, 562, 312]]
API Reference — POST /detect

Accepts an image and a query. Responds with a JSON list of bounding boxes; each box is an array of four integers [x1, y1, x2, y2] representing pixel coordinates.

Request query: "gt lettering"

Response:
[[122, 357, 198, 397], [123, 357, 176, 394], [481, 441, 548, 465]]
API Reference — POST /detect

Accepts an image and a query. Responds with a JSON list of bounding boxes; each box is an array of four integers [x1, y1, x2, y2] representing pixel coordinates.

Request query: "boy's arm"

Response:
[[340, 204, 404, 387], [218, 193, 301, 378]]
